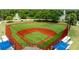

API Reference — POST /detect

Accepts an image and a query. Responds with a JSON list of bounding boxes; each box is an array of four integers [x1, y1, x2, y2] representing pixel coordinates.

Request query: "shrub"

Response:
[[5, 16, 13, 20]]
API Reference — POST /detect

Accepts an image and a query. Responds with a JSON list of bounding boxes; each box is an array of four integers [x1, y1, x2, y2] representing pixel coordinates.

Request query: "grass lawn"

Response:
[[0, 22, 6, 39], [24, 32, 48, 44], [0, 24, 1, 39], [69, 25, 79, 50]]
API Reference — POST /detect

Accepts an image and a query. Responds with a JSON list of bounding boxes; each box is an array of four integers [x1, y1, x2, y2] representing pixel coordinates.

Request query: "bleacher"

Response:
[[52, 36, 73, 50], [0, 36, 14, 50]]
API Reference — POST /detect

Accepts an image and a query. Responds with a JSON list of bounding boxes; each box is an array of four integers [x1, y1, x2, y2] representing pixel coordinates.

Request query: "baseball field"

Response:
[[6, 22, 67, 50]]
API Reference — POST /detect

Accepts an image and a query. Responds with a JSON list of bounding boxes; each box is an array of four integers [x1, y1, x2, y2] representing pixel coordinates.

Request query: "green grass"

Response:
[[1, 22, 6, 35], [37, 32, 63, 48], [11, 22, 66, 33], [10, 26, 29, 47], [10, 22, 66, 48], [69, 26, 79, 50], [0, 22, 6, 39], [24, 32, 48, 44], [69, 27, 76, 37]]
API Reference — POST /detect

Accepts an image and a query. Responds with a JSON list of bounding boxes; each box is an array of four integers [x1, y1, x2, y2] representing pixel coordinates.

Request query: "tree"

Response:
[[5, 16, 12, 20], [48, 10, 63, 22], [0, 9, 63, 22], [67, 13, 77, 25], [76, 11, 79, 21]]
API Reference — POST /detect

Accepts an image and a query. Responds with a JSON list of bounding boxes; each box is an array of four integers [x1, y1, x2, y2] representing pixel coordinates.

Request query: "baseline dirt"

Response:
[[6, 25, 24, 50], [17, 28, 56, 46], [6, 22, 68, 50]]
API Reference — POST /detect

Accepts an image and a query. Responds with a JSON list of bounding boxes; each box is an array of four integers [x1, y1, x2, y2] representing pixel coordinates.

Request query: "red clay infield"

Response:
[[6, 24, 68, 50], [17, 28, 56, 47]]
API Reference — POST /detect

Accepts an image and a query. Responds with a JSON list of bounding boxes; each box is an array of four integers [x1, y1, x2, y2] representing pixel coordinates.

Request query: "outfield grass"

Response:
[[24, 32, 48, 44], [11, 22, 66, 33], [10, 22, 66, 48]]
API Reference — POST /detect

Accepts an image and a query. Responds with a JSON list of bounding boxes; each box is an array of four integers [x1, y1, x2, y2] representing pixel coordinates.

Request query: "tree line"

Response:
[[66, 10, 78, 25], [0, 9, 63, 22], [0, 9, 78, 25]]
